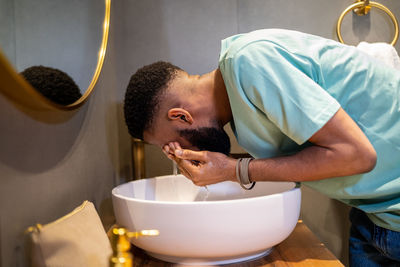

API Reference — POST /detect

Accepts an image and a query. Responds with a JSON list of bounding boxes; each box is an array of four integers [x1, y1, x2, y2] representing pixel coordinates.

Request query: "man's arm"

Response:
[[169, 108, 377, 186], [248, 108, 376, 183]]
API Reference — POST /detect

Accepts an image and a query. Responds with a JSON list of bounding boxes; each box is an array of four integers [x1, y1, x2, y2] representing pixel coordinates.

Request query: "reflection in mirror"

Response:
[[20, 66, 82, 105], [0, 0, 110, 109]]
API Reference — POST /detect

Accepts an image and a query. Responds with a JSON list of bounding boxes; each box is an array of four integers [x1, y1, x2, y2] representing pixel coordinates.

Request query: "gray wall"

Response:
[[0, 1, 133, 266], [1, 0, 399, 266]]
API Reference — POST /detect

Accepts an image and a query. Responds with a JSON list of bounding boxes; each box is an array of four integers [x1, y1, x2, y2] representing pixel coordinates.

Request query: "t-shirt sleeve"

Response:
[[230, 41, 341, 145]]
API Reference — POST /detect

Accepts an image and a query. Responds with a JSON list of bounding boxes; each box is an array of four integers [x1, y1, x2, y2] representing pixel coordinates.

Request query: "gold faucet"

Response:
[[109, 227, 159, 267]]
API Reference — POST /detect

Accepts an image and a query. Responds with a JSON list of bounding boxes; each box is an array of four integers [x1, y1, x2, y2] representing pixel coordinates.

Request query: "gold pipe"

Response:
[[336, 1, 399, 46], [132, 138, 145, 180]]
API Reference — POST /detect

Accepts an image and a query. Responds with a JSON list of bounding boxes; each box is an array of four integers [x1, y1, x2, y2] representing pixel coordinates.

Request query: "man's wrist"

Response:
[[228, 157, 239, 182]]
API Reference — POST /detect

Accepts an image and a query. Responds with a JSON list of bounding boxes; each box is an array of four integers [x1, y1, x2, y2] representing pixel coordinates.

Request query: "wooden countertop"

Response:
[[129, 220, 344, 266]]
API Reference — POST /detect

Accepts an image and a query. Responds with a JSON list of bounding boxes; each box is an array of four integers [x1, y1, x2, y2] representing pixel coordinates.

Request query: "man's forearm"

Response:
[[247, 108, 377, 183], [248, 144, 375, 182]]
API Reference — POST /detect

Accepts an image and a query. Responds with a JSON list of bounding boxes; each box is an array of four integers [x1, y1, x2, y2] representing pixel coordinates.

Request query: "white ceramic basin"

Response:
[[112, 174, 301, 265]]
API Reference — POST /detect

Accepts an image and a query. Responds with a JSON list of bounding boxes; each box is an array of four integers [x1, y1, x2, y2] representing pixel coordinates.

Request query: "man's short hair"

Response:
[[20, 65, 82, 105], [124, 61, 182, 140]]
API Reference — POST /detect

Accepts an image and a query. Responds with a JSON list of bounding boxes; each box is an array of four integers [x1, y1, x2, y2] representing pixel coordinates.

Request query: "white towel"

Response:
[[356, 41, 400, 70]]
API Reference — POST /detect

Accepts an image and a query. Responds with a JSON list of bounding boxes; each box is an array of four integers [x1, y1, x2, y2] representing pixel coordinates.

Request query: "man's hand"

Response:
[[163, 142, 237, 186]]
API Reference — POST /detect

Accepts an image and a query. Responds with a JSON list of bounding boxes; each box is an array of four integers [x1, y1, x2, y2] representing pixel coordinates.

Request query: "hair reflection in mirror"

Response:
[[20, 66, 82, 105]]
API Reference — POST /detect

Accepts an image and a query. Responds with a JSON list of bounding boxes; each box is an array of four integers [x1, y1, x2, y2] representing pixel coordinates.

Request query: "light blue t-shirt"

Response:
[[218, 29, 400, 231]]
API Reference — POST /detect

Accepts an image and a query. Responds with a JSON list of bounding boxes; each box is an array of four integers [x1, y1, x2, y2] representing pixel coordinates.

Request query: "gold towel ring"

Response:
[[337, 1, 399, 46]]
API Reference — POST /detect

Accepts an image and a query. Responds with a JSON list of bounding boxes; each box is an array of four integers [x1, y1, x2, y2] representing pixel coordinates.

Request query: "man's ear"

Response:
[[167, 108, 193, 124]]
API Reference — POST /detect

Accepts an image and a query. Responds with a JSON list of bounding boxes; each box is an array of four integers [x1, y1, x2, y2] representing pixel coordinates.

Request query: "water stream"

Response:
[[202, 186, 210, 201], [172, 160, 210, 201], [173, 161, 178, 176]]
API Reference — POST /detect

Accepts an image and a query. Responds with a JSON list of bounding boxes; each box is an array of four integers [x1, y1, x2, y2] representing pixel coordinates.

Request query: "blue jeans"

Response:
[[349, 208, 400, 267]]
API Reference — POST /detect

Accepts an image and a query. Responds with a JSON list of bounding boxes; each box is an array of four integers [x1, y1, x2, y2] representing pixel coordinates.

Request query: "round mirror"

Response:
[[0, 0, 111, 110]]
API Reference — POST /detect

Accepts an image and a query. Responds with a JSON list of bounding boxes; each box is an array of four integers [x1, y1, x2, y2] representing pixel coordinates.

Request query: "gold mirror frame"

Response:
[[0, 0, 111, 111]]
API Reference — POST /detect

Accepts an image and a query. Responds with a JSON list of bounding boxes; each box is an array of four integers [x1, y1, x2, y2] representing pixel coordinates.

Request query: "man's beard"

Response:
[[179, 126, 231, 155]]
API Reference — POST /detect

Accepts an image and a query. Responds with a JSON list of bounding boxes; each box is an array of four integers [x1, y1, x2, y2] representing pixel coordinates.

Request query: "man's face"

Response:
[[178, 126, 231, 155], [144, 123, 231, 155]]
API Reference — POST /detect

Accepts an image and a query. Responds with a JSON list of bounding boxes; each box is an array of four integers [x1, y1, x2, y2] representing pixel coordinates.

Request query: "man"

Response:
[[124, 29, 400, 266]]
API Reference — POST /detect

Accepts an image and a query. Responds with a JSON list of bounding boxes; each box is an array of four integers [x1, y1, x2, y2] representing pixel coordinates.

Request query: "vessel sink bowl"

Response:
[[112, 174, 301, 265]]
